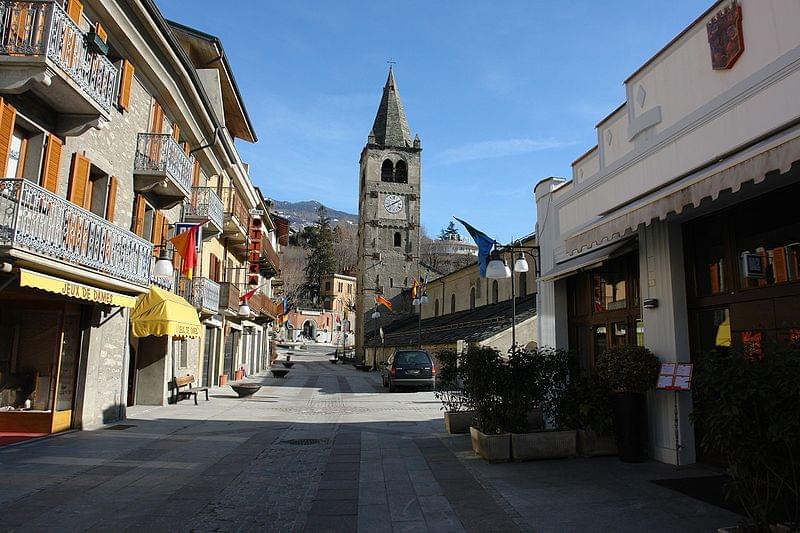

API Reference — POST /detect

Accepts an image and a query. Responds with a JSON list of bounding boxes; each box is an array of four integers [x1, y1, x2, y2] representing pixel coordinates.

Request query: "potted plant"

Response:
[[461, 346, 510, 462], [595, 345, 660, 462], [554, 374, 617, 457], [219, 373, 228, 387], [692, 346, 799, 532], [433, 349, 475, 434]]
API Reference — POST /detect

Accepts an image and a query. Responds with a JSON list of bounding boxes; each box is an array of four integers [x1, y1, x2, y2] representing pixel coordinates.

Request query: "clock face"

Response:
[[384, 194, 403, 214]]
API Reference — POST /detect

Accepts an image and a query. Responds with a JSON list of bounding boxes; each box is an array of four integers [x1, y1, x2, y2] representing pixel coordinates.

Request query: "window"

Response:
[[394, 160, 408, 183], [390, 278, 393, 288], [450, 294, 456, 313], [338, 282, 343, 292], [174, 338, 188, 368], [519, 273, 527, 297], [591, 258, 628, 312], [394, 232, 402, 247], [7, 127, 27, 178], [434, 299, 439, 316], [492, 280, 499, 304], [469, 287, 476, 309], [381, 159, 394, 182], [325, 281, 331, 291]]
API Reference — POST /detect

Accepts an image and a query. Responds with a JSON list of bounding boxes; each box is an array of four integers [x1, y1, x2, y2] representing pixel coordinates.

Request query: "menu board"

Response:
[[656, 362, 693, 391]]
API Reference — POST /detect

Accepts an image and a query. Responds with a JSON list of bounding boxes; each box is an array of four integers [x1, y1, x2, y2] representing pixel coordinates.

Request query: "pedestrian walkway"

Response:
[[0, 346, 740, 532]]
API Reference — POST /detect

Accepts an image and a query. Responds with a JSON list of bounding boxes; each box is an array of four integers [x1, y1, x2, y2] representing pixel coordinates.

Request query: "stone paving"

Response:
[[0, 345, 741, 532]]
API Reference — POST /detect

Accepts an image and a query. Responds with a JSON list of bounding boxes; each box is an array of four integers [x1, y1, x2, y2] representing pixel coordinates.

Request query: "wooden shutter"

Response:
[[191, 160, 201, 187], [67, 153, 91, 208], [152, 212, 164, 245], [118, 60, 134, 111], [41, 134, 63, 193], [105, 176, 117, 222], [171, 123, 180, 142], [149, 101, 164, 133], [95, 22, 107, 43], [132, 194, 145, 236], [182, 141, 190, 155], [0, 99, 17, 177], [66, 0, 83, 24]]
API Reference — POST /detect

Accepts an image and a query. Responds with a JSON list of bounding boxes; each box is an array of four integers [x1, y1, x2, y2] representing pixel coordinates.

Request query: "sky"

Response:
[[158, 0, 711, 243]]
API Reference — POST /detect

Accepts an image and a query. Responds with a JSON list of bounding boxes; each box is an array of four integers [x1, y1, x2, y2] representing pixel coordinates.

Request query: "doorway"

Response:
[[202, 327, 218, 387]]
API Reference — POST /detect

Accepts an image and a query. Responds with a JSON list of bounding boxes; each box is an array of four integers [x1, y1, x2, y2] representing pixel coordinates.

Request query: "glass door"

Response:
[[53, 308, 81, 432]]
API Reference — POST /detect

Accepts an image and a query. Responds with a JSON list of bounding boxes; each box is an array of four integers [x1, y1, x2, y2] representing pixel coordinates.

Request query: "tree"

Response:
[[303, 206, 337, 301], [333, 223, 358, 274], [438, 221, 460, 240], [278, 245, 308, 307]]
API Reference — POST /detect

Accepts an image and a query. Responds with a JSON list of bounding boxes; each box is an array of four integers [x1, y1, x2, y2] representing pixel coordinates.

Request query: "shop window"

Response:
[[593, 325, 608, 364], [686, 213, 729, 296], [694, 308, 731, 353], [635, 319, 645, 347], [736, 213, 800, 289], [469, 287, 476, 309], [592, 259, 627, 312], [174, 338, 187, 368], [612, 321, 628, 346]]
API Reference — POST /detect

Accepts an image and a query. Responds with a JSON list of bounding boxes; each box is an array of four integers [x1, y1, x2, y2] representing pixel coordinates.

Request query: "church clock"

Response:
[[384, 194, 403, 214]]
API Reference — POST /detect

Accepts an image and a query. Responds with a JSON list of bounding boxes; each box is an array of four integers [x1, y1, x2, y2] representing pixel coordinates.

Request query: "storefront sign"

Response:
[[19, 269, 137, 308], [707, 2, 744, 70]]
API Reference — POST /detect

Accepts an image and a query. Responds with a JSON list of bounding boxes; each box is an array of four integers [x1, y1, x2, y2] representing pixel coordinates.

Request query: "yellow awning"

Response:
[[131, 286, 201, 338], [19, 268, 137, 308]]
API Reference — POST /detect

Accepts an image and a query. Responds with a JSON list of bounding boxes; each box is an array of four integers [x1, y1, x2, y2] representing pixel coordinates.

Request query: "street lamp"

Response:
[[238, 301, 251, 317], [486, 242, 540, 353], [153, 247, 174, 278]]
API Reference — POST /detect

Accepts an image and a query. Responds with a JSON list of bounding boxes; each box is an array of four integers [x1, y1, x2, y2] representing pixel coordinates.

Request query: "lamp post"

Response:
[[370, 307, 380, 369], [486, 241, 539, 353], [412, 290, 428, 348]]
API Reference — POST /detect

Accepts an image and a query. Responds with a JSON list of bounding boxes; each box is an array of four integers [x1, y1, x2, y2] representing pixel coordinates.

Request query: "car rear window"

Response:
[[396, 351, 430, 365]]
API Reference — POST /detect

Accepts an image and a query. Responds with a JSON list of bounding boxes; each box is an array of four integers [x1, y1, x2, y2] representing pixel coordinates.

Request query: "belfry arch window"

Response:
[[381, 159, 394, 182], [394, 160, 408, 183], [393, 232, 401, 247]]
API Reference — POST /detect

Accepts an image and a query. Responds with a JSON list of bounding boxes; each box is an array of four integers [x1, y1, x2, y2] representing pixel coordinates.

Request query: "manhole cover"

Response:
[[105, 424, 136, 430], [282, 438, 327, 446]]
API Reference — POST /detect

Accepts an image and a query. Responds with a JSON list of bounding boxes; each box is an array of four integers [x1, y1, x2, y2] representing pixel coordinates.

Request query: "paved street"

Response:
[[0, 345, 739, 532]]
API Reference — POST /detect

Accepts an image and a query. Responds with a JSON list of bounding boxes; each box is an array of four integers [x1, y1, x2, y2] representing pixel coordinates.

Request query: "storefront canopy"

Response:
[[565, 128, 800, 255], [19, 268, 137, 308], [131, 286, 201, 338], [541, 238, 637, 282]]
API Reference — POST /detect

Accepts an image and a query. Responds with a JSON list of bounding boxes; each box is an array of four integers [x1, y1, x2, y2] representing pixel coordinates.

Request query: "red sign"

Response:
[[707, 3, 744, 70]]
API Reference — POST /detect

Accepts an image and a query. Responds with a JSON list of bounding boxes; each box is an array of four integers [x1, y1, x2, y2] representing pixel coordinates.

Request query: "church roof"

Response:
[[369, 68, 413, 148]]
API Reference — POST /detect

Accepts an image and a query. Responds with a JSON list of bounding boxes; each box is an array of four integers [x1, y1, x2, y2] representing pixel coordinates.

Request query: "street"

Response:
[[0, 345, 739, 532]]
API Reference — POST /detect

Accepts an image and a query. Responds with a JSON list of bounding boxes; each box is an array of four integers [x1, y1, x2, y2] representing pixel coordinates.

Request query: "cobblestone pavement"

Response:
[[0, 345, 740, 532]]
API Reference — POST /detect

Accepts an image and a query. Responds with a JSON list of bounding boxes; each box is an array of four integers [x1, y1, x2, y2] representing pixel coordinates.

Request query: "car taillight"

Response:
[[431, 366, 436, 375], [389, 366, 396, 377]]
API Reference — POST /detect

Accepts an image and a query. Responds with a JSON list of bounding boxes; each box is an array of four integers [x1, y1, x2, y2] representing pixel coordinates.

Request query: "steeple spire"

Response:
[[369, 67, 413, 148]]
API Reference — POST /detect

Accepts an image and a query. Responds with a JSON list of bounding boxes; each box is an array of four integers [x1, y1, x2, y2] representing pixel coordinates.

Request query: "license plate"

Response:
[[407, 369, 420, 375]]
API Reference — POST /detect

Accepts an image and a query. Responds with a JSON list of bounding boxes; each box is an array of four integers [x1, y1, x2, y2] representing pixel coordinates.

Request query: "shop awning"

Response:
[[541, 238, 636, 282], [565, 129, 800, 255], [131, 286, 201, 338], [19, 268, 137, 308]]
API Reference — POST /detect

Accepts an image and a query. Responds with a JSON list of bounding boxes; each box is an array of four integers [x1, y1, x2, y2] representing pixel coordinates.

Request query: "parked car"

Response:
[[381, 350, 436, 392]]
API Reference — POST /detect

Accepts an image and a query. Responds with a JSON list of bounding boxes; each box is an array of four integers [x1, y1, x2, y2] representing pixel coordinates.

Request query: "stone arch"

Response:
[[394, 160, 408, 183], [302, 320, 317, 339], [381, 159, 394, 182]]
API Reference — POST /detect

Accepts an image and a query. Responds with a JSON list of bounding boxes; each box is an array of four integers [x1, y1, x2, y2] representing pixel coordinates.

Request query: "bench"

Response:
[[172, 375, 209, 405]]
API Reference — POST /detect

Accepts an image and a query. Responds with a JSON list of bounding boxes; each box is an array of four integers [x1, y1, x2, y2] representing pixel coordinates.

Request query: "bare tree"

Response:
[[279, 245, 308, 306], [333, 223, 358, 274]]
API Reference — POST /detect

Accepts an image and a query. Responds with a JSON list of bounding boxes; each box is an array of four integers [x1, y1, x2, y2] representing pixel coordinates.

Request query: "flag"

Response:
[[454, 217, 496, 278], [169, 223, 201, 279], [375, 295, 393, 311], [411, 278, 421, 299], [282, 297, 289, 314], [241, 287, 258, 302]]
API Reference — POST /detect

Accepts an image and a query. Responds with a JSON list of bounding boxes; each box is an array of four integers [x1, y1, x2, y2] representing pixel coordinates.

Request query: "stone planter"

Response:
[[234, 369, 245, 381], [281, 362, 295, 368], [271, 369, 290, 378], [469, 427, 511, 463], [444, 411, 476, 434], [231, 383, 261, 397], [510, 429, 576, 461], [577, 429, 618, 457]]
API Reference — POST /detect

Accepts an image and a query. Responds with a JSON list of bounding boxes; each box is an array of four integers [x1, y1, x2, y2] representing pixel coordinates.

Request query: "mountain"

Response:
[[272, 200, 358, 231]]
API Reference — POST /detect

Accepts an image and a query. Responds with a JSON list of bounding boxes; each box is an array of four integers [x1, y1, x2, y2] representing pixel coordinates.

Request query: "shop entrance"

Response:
[[202, 327, 218, 387], [223, 329, 240, 381]]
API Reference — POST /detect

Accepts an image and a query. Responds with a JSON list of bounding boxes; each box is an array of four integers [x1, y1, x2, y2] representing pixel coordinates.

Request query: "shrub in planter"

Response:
[[460, 346, 510, 461], [555, 375, 617, 457], [433, 350, 475, 434], [595, 345, 660, 462], [691, 347, 800, 531]]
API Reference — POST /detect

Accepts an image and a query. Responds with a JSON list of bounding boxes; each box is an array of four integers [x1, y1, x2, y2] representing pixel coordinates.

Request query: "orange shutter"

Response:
[[118, 60, 134, 111], [66, 0, 83, 24], [41, 134, 63, 193], [105, 176, 117, 222], [95, 23, 107, 43], [67, 153, 91, 208], [150, 102, 164, 133], [0, 99, 17, 177], [152, 212, 164, 245], [132, 194, 146, 236], [182, 141, 190, 155], [171, 123, 180, 142], [191, 160, 201, 187]]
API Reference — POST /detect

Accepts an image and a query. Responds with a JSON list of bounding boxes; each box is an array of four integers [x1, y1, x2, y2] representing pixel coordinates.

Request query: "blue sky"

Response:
[[159, 0, 710, 243]]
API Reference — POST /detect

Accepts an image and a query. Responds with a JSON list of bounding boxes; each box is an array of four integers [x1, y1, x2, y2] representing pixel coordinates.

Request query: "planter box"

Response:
[[577, 429, 618, 457], [510, 429, 576, 461], [470, 426, 511, 463], [444, 411, 476, 434]]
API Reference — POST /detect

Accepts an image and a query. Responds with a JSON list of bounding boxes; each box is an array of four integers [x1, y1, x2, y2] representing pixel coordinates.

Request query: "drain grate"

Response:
[[282, 438, 327, 446], [105, 424, 136, 431]]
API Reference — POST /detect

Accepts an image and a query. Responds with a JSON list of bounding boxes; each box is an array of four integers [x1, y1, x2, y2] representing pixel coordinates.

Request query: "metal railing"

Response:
[[0, 1, 118, 114], [134, 133, 193, 198], [186, 187, 223, 230], [0, 179, 152, 286], [219, 187, 250, 232], [178, 276, 220, 313]]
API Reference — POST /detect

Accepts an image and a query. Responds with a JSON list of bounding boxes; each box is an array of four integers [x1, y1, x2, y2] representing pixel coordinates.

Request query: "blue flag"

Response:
[[454, 217, 495, 277]]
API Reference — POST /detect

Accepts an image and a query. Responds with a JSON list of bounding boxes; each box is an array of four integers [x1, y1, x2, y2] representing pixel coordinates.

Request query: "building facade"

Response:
[[536, 0, 800, 464]]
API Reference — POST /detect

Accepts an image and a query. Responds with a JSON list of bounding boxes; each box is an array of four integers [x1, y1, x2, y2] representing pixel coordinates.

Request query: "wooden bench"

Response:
[[172, 375, 209, 405]]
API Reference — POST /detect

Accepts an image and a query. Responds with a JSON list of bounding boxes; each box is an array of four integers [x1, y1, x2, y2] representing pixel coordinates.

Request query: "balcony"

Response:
[[259, 237, 280, 277], [218, 281, 239, 316], [247, 292, 278, 322], [0, 179, 152, 289], [0, 1, 118, 135], [178, 276, 220, 314], [184, 187, 223, 237], [133, 133, 193, 209], [219, 187, 249, 251]]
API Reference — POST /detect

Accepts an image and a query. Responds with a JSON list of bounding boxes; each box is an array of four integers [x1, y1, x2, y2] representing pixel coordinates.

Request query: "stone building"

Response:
[[321, 273, 356, 346], [355, 68, 423, 359], [0, 0, 274, 435]]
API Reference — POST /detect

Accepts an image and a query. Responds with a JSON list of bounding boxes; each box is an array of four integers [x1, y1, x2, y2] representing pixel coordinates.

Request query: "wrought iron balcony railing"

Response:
[[219, 187, 250, 235], [185, 187, 223, 233], [134, 133, 193, 199], [0, 1, 118, 114], [178, 277, 220, 314], [0, 179, 152, 287]]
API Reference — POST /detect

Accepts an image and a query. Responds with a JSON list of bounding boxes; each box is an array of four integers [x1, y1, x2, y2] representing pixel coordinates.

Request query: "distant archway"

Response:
[[302, 320, 317, 340]]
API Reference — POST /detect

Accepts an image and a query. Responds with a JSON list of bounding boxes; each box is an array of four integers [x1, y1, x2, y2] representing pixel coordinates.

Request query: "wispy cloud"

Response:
[[436, 138, 575, 165]]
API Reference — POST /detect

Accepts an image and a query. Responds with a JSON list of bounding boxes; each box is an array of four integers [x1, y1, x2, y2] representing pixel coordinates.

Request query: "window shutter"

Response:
[[41, 134, 63, 193], [182, 141, 190, 155], [191, 160, 201, 187], [118, 60, 134, 111], [132, 194, 145, 236], [150, 102, 164, 133], [0, 99, 17, 178], [105, 176, 117, 222], [66, 0, 83, 24], [95, 22, 107, 43], [171, 123, 180, 142], [67, 153, 91, 208], [152, 212, 164, 245]]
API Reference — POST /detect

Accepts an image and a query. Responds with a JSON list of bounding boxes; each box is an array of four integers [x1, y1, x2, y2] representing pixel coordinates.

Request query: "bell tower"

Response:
[[355, 67, 422, 359]]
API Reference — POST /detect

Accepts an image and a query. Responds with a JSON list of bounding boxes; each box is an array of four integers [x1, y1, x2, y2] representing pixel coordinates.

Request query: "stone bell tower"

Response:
[[355, 67, 422, 359]]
